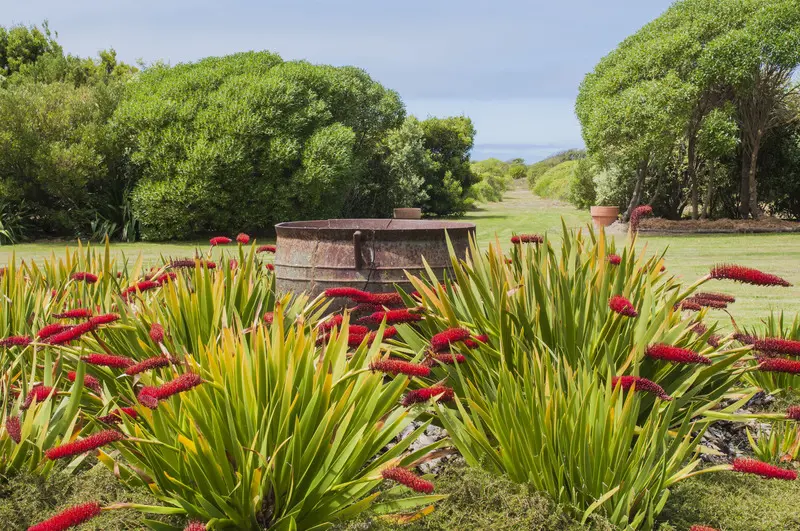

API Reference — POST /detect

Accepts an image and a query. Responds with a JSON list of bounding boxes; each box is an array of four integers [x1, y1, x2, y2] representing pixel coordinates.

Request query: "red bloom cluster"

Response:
[[786, 406, 800, 421], [210, 236, 232, 246], [607, 254, 622, 266], [53, 308, 93, 319], [154, 272, 178, 283], [689, 526, 719, 531], [370, 359, 431, 377], [510, 234, 544, 244], [691, 323, 721, 347], [322, 287, 403, 306], [169, 259, 200, 269], [265, 263, 275, 271], [6, 416, 21, 444], [0, 335, 32, 348], [358, 309, 423, 325], [138, 373, 203, 409], [45, 430, 124, 460], [67, 371, 101, 393], [733, 333, 756, 345], [257, 245, 277, 254], [263, 312, 274, 325], [464, 334, 489, 349], [731, 457, 797, 480], [424, 353, 467, 366], [348, 324, 371, 335], [753, 337, 800, 356], [126, 356, 172, 376], [90, 313, 120, 326], [611, 375, 672, 401], [646, 344, 712, 365], [122, 280, 161, 300], [629, 205, 653, 232], [687, 296, 729, 309], [38, 324, 70, 340], [609, 295, 638, 317], [758, 357, 800, 375], [676, 300, 702, 312], [351, 303, 383, 314], [430, 328, 472, 352], [22, 386, 56, 409], [381, 467, 435, 493], [97, 407, 139, 425], [82, 353, 134, 369], [709, 264, 791, 287], [27, 501, 102, 531], [318, 314, 343, 331], [184, 522, 207, 531], [402, 385, 455, 407], [236, 233, 250, 244], [149, 323, 165, 344], [71, 272, 98, 284], [48, 321, 96, 345], [370, 292, 404, 306], [694, 292, 736, 303]]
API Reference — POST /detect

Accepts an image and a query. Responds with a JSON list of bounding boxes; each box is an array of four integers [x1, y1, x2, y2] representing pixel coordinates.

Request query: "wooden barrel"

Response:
[[274, 219, 476, 298]]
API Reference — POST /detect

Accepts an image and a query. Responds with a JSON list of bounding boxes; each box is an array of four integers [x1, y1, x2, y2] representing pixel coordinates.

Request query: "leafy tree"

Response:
[[470, 158, 513, 202], [418, 116, 478, 216]]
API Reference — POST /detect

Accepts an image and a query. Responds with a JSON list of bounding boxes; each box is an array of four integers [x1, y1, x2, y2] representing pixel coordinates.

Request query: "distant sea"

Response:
[[471, 143, 583, 164]]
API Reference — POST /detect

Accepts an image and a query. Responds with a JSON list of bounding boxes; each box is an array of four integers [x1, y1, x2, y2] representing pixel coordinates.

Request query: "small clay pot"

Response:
[[393, 208, 422, 219], [590, 206, 620, 228]]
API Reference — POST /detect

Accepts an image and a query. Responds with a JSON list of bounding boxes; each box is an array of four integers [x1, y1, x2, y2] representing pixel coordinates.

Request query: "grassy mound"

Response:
[[532, 160, 578, 200]]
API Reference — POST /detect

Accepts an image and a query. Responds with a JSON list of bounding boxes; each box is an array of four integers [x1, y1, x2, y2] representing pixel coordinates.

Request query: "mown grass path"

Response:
[[3, 186, 799, 327]]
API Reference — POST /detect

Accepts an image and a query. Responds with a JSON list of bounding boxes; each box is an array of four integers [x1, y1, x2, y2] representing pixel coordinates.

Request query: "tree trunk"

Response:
[[702, 165, 713, 219], [739, 146, 751, 218], [748, 130, 762, 219], [623, 159, 648, 221], [688, 135, 698, 220]]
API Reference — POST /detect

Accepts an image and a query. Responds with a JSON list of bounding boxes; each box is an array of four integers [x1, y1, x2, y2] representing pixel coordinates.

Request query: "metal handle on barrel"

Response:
[[353, 231, 363, 270]]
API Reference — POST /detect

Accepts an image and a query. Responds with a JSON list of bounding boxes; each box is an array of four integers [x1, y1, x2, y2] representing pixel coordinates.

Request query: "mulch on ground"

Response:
[[638, 216, 800, 234]]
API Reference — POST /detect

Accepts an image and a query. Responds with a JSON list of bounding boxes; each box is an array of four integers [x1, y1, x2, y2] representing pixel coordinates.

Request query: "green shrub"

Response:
[[470, 158, 513, 202], [526, 149, 585, 188], [532, 160, 578, 200], [569, 157, 598, 209]]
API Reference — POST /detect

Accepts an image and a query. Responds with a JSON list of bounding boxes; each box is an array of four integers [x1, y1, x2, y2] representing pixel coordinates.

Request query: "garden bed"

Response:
[[638, 216, 800, 235]]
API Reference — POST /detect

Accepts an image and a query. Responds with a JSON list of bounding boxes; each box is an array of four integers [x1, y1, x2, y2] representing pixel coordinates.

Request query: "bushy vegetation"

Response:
[[531, 159, 578, 200], [0, 23, 478, 243], [525, 149, 585, 188], [469, 158, 517, 203], [576, 0, 800, 220]]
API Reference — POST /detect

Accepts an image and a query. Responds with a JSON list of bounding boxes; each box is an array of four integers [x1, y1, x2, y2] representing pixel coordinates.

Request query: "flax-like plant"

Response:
[[436, 352, 738, 530], [108, 316, 446, 530], [747, 422, 800, 464], [742, 312, 800, 392]]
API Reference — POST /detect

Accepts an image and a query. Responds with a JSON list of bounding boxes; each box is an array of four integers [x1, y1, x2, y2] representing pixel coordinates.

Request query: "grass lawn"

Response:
[[3, 185, 799, 327]]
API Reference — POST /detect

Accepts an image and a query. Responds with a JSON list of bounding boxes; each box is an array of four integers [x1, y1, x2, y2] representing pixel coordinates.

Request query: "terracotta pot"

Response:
[[590, 206, 620, 228], [393, 208, 422, 219]]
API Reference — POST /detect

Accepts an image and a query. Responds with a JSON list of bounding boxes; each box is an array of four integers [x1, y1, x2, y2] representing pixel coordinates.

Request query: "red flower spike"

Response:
[[629, 205, 653, 232], [689, 527, 719, 531], [381, 467, 435, 493], [646, 344, 711, 365], [733, 333, 756, 345], [169, 259, 199, 269], [122, 280, 160, 300], [256, 245, 276, 254], [786, 406, 800, 421], [48, 321, 96, 345], [370, 326, 398, 342], [754, 338, 800, 357], [45, 430, 124, 460], [38, 324, 70, 340], [53, 308, 93, 320], [0, 335, 32, 348], [149, 323, 165, 344], [687, 297, 728, 309], [125, 356, 172, 376], [21, 386, 56, 410], [137, 389, 159, 409], [463, 334, 489, 349], [402, 385, 455, 407], [263, 312, 274, 325], [27, 501, 102, 531], [6, 416, 21, 444], [370, 359, 431, 377], [71, 272, 98, 284], [510, 234, 543, 244], [425, 353, 467, 366], [82, 353, 134, 369], [209, 236, 232, 246], [265, 263, 274, 271], [350, 303, 383, 314], [607, 254, 621, 266], [358, 309, 423, 326], [318, 314, 343, 331], [695, 292, 736, 303], [430, 328, 472, 352], [139, 373, 203, 407], [758, 357, 800, 375], [324, 287, 374, 303], [347, 325, 370, 335], [676, 300, 702, 312], [709, 264, 791, 287], [611, 375, 672, 401], [731, 457, 797, 480], [67, 371, 101, 393], [155, 272, 178, 283], [90, 313, 120, 326], [97, 407, 139, 425], [236, 233, 250, 244], [184, 522, 207, 531], [609, 295, 638, 317], [368, 292, 404, 306]]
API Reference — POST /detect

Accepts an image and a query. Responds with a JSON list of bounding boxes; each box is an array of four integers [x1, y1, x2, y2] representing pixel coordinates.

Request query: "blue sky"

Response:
[[5, 0, 674, 162]]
